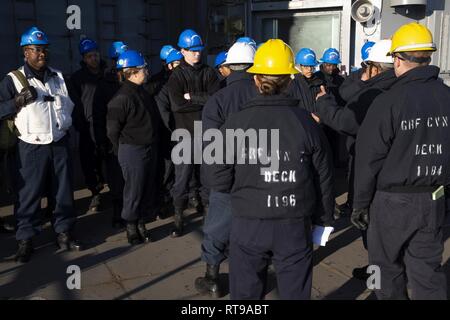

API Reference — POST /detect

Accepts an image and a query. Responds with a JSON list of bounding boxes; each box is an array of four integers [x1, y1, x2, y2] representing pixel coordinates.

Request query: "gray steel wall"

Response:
[[379, 0, 449, 75], [0, 0, 209, 78]]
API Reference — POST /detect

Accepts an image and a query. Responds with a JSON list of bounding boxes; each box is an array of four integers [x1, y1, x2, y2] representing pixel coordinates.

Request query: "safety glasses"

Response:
[[26, 46, 50, 54]]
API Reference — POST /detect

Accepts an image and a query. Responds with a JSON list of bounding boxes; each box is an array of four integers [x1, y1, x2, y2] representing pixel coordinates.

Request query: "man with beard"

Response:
[[69, 38, 107, 213]]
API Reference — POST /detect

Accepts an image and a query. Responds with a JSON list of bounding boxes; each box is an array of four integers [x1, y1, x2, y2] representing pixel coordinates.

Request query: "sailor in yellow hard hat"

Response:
[[206, 39, 335, 300], [352, 22, 449, 300]]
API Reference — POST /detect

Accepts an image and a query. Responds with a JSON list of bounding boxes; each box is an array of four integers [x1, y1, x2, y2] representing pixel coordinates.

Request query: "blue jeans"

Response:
[[201, 191, 232, 266]]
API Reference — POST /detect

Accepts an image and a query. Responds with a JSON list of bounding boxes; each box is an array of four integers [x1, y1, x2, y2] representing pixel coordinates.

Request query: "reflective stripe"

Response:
[[393, 42, 436, 52]]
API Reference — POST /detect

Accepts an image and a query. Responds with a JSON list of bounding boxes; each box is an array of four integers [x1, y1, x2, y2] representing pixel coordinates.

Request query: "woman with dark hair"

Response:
[[207, 39, 335, 300], [107, 50, 160, 245]]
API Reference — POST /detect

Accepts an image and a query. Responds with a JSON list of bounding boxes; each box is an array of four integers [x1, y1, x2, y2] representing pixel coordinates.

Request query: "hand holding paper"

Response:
[[312, 225, 334, 246]]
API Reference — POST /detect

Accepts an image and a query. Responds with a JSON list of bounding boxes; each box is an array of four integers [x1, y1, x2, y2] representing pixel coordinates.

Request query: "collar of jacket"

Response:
[[393, 65, 440, 88], [80, 60, 107, 75], [242, 93, 300, 110], [23, 63, 57, 81], [122, 80, 142, 92], [364, 68, 397, 88], [316, 70, 342, 83], [227, 69, 254, 86], [180, 58, 204, 71], [302, 73, 324, 87]]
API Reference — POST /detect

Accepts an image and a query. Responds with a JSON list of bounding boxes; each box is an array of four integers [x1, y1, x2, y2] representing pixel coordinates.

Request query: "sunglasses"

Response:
[[393, 54, 405, 61]]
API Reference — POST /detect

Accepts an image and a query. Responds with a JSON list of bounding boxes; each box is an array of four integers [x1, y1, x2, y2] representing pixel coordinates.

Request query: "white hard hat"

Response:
[[224, 42, 255, 65], [367, 39, 394, 64]]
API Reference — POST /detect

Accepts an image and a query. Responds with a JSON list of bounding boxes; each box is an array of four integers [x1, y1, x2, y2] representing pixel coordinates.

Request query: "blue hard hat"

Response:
[[295, 48, 318, 67], [361, 41, 375, 62], [214, 51, 228, 68], [320, 48, 341, 64], [79, 38, 98, 55], [166, 50, 183, 65], [236, 37, 257, 48], [177, 29, 204, 51], [20, 26, 49, 47], [116, 50, 147, 69], [160, 45, 175, 61], [109, 41, 128, 59]]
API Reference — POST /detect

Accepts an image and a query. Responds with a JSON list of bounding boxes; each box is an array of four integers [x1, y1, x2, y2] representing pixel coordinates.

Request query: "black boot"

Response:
[[56, 232, 84, 251], [333, 202, 342, 220], [137, 220, 152, 243], [89, 194, 102, 212], [0, 217, 15, 233], [170, 208, 184, 238], [126, 221, 143, 245], [352, 265, 370, 281], [15, 239, 33, 263], [188, 196, 200, 210], [112, 203, 125, 228], [195, 264, 222, 298]]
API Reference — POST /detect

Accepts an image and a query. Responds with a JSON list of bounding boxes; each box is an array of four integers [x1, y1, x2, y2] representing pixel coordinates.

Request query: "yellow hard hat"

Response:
[[389, 22, 436, 54], [247, 39, 299, 75]]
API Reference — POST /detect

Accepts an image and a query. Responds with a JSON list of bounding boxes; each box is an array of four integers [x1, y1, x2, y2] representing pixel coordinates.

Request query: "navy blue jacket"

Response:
[[68, 61, 107, 140], [339, 68, 366, 103], [315, 70, 346, 106], [202, 70, 258, 131], [167, 59, 221, 133], [287, 73, 325, 113], [315, 69, 397, 145], [206, 94, 334, 224], [354, 66, 450, 209]]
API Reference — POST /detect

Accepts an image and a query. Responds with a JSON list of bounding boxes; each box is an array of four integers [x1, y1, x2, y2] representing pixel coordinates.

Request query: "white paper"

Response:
[[312, 225, 334, 247]]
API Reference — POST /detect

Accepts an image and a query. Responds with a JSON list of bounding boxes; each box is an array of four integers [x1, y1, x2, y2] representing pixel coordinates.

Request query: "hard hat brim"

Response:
[[247, 65, 299, 75], [21, 40, 49, 47], [320, 59, 341, 64], [388, 46, 437, 56], [183, 45, 204, 52], [296, 62, 318, 67]]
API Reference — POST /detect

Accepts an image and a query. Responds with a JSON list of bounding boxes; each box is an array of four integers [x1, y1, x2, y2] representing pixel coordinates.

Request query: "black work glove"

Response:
[[351, 208, 370, 230], [15, 86, 38, 109]]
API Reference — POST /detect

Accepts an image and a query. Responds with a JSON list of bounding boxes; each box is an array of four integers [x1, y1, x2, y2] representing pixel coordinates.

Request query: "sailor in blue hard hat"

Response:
[[166, 29, 221, 238], [160, 45, 176, 62], [177, 29, 204, 67], [71, 37, 108, 214], [214, 51, 230, 79], [107, 49, 158, 245], [165, 49, 183, 69], [319, 48, 342, 75], [318, 48, 344, 81], [109, 41, 128, 61], [20, 26, 50, 70], [0, 26, 84, 262], [78, 38, 101, 73], [295, 48, 319, 79]]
